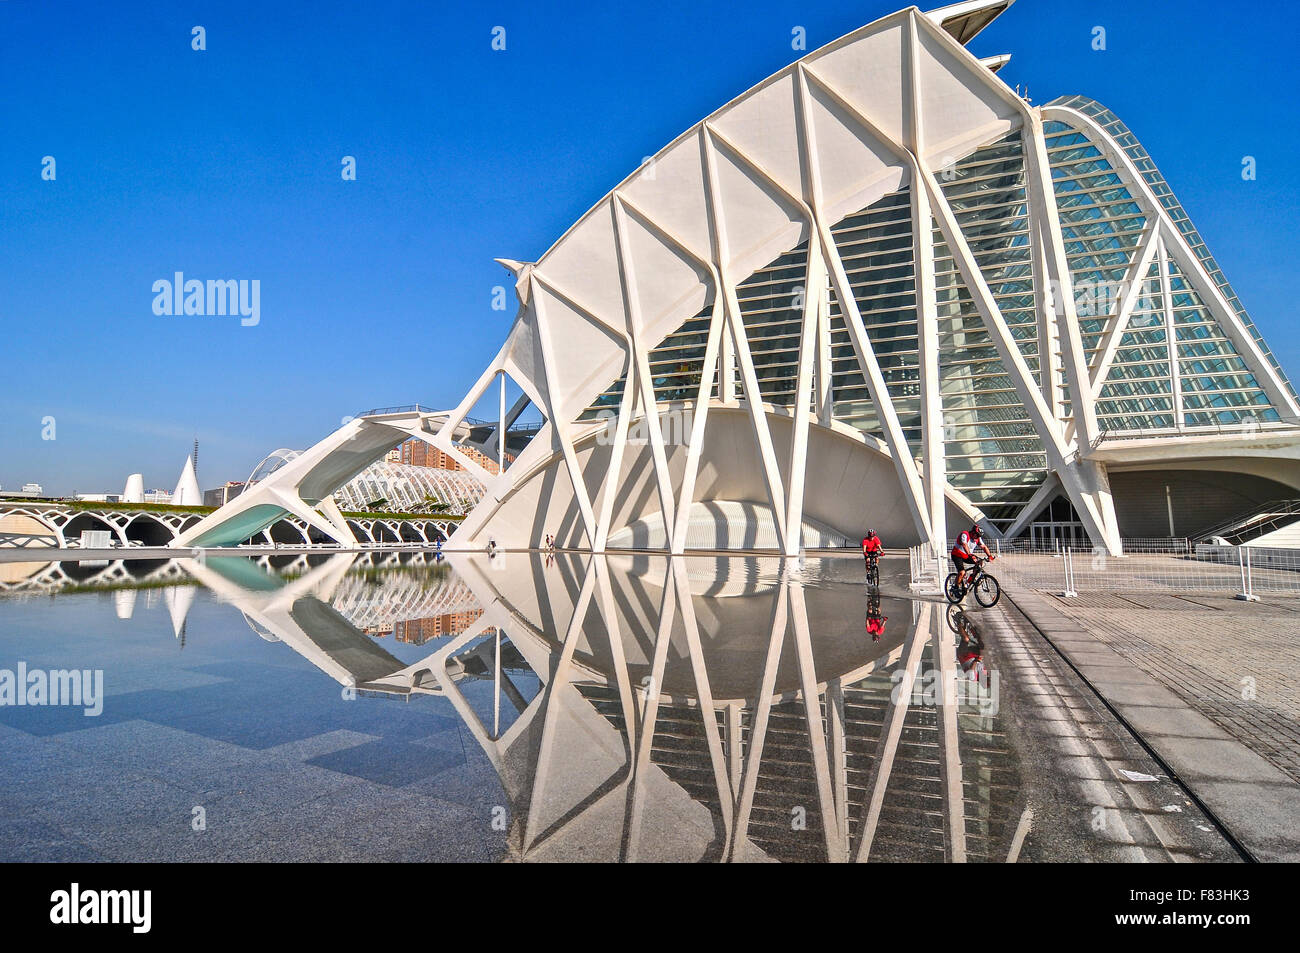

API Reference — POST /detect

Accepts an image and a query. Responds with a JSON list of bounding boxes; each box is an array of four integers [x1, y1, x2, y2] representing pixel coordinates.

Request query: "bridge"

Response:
[[0, 499, 459, 550]]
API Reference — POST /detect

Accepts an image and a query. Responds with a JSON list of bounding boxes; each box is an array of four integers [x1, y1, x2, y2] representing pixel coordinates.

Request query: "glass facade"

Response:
[[1045, 105, 1280, 431], [933, 132, 1048, 532], [1051, 95, 1295, 403], [576, 98, 1290, 539]]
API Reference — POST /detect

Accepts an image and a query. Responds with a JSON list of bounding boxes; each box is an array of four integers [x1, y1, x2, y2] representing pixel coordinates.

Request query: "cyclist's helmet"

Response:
[[867, 529, 876, 538], [969, 524, 983, 539]]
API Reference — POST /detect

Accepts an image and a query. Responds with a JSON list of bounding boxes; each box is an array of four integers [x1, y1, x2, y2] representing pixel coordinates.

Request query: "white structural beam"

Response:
[[796, 64, 934, 544], [783, 241, 821, 557], [528, 282, 602, 549], [613, 192, 729, 556], [624, 560, 678, 862], [921, 159, 1120, 552], [1019, 106, 1102, 453], [520, 554, 598, 853], [854, 601, 930, 862], [1028, 181, 1065, 421], [592, 351, 637, 552], [1158, 235, 1185, 432], [931, 606, 968, 863], [700, 126, 790, 551], [788, 580, 846, 861], [905, 15, 949, 552], [730, 582, 789, 858], [905, 9, 1128, 552], [611, 198, 680, 544], [1089, 224, 1161, 398], [669, 558, 735, 850]]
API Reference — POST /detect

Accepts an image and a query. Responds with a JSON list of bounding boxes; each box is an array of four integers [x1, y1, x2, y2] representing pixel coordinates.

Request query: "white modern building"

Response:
[[171, 456, 203, 507], [179, 0, 1300, 555], [244, 447, 486, 515]]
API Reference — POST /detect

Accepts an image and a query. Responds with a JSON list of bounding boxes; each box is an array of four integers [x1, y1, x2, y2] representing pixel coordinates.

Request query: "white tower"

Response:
[[171, 456, 202, 507], [123, 473, 144, 504]]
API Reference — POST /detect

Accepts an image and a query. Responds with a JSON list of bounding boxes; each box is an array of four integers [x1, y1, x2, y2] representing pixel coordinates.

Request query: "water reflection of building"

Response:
[[394, 610, 483, 645], [412, 553, 1012, 861]]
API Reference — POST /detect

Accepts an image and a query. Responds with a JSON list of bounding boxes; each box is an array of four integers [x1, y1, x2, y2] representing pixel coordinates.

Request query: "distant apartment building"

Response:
[[204, 481, 247, 508], [398, 438, 510, 476], [143, 489, 172, 504], [20, 483, 42, 496]]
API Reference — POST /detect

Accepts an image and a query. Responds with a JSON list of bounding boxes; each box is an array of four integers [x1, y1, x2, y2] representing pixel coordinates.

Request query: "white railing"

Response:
[[997, 543, 1300, 599], [996, 536, 1192, 556], [908, 541, 945, 591]]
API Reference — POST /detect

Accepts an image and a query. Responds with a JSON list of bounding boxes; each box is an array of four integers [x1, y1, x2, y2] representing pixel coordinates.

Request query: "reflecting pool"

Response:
[[0, 551, 1237, 862]]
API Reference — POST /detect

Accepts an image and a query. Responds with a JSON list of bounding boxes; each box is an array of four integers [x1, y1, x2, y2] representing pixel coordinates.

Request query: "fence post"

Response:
[[1061, 547, 1078, 598], [1236, 546, 1260, 602]]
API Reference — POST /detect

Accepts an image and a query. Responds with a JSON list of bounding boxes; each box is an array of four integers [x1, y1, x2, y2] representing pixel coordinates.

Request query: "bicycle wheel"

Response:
[[867, 564, 879, 587], [974, 573, 1001, 608], [944, 573, 964, 604]]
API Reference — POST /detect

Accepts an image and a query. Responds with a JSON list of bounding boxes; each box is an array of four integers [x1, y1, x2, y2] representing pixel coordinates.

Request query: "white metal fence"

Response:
[[911, 539, 1300, 599], [997, 545, 1300, 599]]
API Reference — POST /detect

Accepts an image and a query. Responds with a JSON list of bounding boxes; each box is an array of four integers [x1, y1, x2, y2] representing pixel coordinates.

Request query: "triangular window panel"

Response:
[[463, 370, 546, 477], [736, 241, 810, 410], [1096, 260, 1175, 431], [581, 298, 717, 420], [1041, 119, 1149, 354], [1167, 256, 1277, 428]]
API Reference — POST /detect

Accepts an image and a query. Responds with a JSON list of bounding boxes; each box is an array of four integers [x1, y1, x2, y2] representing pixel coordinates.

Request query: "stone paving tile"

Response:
[[1041, 598, 1300, 783]]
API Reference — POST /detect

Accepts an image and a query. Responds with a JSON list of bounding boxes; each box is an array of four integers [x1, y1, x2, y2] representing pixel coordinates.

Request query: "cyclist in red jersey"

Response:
[[862, 529, 883, 576], [950, 523, 993, 590], [865, 591, 887, 642], [953, 610, 987, 682]]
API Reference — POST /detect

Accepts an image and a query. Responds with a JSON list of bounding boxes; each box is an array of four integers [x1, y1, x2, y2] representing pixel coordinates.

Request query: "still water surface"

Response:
[[0, 551, 1237, 862]]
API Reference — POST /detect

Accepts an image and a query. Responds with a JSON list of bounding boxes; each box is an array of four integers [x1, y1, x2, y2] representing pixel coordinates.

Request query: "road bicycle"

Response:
[[944, 556, 1001, 607]]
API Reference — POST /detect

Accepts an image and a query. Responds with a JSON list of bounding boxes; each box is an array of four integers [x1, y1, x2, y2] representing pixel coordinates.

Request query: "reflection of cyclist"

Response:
[[950, 524, 993, 590], [953, 610, 986, 681], [862, 529, 883, 576], [865, 591, 887, 643]]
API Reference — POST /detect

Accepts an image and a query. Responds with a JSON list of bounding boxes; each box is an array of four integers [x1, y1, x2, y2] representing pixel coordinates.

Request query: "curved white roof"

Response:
[[497, 5, 1024, 424]]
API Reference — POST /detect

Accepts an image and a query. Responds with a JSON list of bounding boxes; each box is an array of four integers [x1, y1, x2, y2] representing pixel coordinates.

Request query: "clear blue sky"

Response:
[[2, 0, 1297, 495]]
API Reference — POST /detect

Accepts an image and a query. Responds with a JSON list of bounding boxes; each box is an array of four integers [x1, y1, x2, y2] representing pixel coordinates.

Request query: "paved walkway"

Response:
[[1040, 592, 1300, 783], [1005, 589, 1300, 862]]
